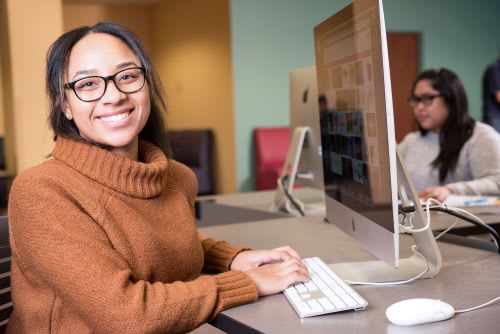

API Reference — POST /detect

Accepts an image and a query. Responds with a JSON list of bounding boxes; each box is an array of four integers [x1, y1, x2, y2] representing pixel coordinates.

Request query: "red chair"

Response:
[[254, 127, 290, 190]]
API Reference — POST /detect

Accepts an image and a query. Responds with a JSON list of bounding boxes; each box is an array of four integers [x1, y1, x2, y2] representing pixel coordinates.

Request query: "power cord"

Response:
[[426, 204, 500, 252], [346, 199, 456, 286], [349, 198, 500, 313], [398, 198, 436, 234], [399, 198, 500, 253], [434, 221, 458, 240]]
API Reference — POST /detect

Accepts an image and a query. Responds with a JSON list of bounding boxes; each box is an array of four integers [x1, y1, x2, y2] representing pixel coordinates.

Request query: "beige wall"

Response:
[[62, 0, 236, 194], [0, 41, 4, 136], [151, 0, 236, 193], [1, 0, 236, 193], [63, 3, 152, 48], [1, 0, 64, 173]]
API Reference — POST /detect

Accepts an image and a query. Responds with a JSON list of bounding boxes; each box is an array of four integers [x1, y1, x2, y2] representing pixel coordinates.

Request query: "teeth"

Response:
[[100, 111, 129, 122]]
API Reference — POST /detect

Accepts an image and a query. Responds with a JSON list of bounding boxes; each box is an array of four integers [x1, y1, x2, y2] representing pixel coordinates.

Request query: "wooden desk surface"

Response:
[[200, 216, 500, 334]]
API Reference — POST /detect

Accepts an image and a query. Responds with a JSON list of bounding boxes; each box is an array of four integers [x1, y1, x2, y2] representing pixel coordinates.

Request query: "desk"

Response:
[[200, 216, 500, 333], [199, 187, 325, 213], [200, 188, 500, 253]]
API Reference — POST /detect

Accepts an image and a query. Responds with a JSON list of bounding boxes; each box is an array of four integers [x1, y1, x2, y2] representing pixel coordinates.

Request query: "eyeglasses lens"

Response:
[[73, 67, 145, 102], [408, 95, 440, 108]]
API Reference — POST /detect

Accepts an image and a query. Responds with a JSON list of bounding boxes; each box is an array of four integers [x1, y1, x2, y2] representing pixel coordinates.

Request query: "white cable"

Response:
[[434, 220, 458, 240], [344, 245, 429, 286], [455, 296, 500, 313], [449, 205, 484, 222], [349, 202, 455, 286], [399, 198, 440, 233], [393, 200, 500, 313]]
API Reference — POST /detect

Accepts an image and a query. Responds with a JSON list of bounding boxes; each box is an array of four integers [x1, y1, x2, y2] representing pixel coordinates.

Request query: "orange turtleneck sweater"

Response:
[[7, 137, 258, 334]]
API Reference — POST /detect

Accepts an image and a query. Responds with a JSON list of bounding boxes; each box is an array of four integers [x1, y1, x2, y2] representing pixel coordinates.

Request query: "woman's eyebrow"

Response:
[[116, 61, 138, 70], [72, 68, 97, 80], [70, 62, 138, 81]]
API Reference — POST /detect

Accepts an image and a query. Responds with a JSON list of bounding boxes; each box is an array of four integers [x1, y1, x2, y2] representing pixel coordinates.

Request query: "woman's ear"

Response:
[[63, 100, 73, 120]]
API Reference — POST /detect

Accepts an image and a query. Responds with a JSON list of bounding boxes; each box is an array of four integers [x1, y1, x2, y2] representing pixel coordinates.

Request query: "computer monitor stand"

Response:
[[329, 149, 442, 283], [272, 127, 325, 216]]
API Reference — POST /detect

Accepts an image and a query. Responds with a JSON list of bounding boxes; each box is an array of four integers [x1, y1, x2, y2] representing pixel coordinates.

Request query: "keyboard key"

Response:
[[304, 281, 318, 291], [340, 294, 358, 307], [288, 293, 302, 304], [301, 293, 311, 299], [329, 295, 346, 308], [318, 297, 335, 311], [295, 283, 307, 293]]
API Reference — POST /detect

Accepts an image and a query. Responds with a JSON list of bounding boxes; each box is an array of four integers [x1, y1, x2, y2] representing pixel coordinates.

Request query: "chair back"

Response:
[[169, 129, 215, 195], [253, 127, 290, 190], [0, 216, 11, 333]]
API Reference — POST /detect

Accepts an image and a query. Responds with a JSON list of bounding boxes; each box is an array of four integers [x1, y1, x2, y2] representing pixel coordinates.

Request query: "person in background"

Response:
[[399, 68, 500, 202], [482, 51, 500, 132], [6, 22, 308, 333]]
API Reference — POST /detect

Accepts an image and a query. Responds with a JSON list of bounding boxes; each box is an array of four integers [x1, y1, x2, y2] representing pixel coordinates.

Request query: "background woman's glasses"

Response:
[[408, 94, 441, 108]]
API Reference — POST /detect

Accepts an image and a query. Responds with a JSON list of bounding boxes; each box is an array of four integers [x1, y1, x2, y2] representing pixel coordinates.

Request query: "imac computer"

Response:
[[273, 66, 326, 215], [314, 0, 441, 282]]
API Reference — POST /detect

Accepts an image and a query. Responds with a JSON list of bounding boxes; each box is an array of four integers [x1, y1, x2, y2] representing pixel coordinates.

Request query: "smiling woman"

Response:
[[6, 22, 309, 333]]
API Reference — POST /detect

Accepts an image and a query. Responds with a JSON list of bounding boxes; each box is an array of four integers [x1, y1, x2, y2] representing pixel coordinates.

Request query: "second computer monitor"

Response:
[[272, 66, 325, 215], [289, 66, 324, 190]]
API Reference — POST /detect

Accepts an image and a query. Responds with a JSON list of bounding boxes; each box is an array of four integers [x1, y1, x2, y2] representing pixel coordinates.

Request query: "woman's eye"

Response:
[[76, 79, 101, 91], [119, 73, 138, 82]]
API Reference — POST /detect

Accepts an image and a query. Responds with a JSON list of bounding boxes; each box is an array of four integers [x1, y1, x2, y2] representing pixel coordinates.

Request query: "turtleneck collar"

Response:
[[52, 137, 168, 198]]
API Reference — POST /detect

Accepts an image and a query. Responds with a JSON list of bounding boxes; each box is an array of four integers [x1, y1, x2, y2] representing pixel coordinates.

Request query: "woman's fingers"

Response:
[[419, 186, 451, 202], [273, 245, 301, 261], [245, 258, 309, 296]]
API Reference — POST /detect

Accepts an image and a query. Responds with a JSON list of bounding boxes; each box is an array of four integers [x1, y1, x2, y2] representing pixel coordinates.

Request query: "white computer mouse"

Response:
[[386, 298, 455, 326]]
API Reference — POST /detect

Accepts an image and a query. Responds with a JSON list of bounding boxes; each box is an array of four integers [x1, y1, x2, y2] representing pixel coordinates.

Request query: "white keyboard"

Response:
[[284, 257, 368, 318]]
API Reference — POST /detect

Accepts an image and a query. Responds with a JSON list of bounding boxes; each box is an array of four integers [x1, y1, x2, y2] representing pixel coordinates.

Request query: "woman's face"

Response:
[[63, 32, 150, 159], [411, 79, 449, 133]]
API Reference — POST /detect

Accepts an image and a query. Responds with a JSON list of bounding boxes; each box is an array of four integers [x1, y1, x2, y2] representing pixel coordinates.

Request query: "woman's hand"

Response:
[[230, 246, 309, 296], [230, 245, 301, 272], [419, 186, 452, 202], [244, 258, 309, 296]]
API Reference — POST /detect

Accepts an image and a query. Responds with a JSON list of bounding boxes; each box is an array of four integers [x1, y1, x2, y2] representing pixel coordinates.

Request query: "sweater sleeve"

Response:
[[198, 233, 251, 273], [446, 124, 500, 195], [168, 160, 253, 273], [8, 174, 258, 334]]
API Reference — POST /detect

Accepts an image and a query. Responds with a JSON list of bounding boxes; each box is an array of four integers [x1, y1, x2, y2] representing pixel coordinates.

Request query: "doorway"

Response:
[[387, 32, 420, 142]]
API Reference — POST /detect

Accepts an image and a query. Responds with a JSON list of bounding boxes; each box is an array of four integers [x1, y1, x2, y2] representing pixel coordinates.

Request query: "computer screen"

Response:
[[314, 0, 441, 281]]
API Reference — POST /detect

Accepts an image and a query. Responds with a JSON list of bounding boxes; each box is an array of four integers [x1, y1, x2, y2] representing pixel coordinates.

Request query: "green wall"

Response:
[[230, 0, 500, 192]]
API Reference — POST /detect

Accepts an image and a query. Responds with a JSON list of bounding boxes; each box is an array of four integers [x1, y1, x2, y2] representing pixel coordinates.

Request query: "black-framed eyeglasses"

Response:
[[408, 94, 441, 108], [64, 66, 146, 102]]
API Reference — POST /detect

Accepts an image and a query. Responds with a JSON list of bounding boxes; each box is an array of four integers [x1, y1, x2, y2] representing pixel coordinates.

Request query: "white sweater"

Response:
[[398, 122, 500, 195]]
